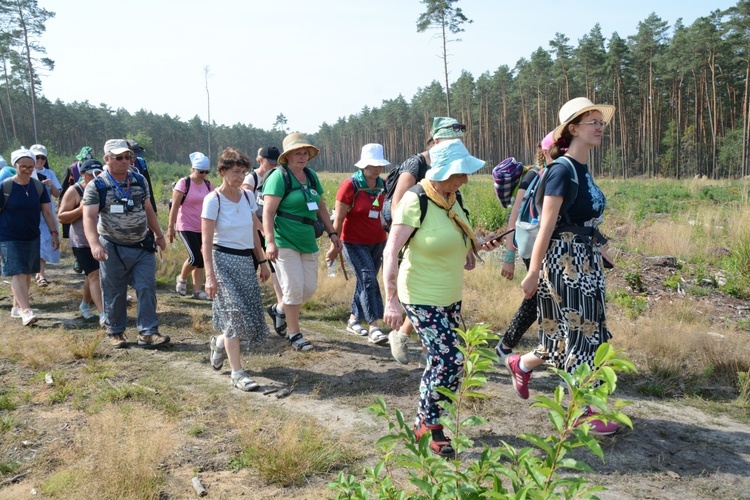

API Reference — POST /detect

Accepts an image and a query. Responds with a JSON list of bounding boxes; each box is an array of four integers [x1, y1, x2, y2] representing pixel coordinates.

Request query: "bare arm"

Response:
[[201, 217, 218, 298], [325, 199, 349, 263], [521, 195, 563, 299], [382, 223, 416, 330], [166, 189, 184, 243], [262, 194, 281, 262], [83, 204, 107, 260], [57, 187, 83, 224], [252, 212, 270, 282]]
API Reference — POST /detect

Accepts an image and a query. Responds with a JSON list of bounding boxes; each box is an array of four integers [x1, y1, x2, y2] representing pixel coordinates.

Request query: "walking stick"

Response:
[[339, 252, 348, 281]]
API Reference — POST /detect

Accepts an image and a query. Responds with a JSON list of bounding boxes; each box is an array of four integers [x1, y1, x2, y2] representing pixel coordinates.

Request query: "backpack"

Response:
[[513, 156, 579, 259], [93, 172, 148, 211], [273, 165, 325, 238], [246, 170, 266, 222], [381, 153, 429, 231], [169, 176, 212, 211], [492, 157, 524, 208], [215, 188, 252, 212], [401, 183, 469, 254], [0, 177, 45, 212]]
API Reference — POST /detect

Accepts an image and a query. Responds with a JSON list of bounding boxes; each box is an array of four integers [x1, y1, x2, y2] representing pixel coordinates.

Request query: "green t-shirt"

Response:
[[394, 190, 471, 306], [263, 167, 324, 254]]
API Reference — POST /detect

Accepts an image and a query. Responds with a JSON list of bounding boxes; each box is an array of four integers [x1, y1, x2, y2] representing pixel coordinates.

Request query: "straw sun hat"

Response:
[[278, 133, 319, 166], [553, 97, 615, 141]]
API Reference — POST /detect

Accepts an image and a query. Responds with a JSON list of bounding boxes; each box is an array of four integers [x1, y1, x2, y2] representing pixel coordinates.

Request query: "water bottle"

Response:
[[327, 260, 336, 277]]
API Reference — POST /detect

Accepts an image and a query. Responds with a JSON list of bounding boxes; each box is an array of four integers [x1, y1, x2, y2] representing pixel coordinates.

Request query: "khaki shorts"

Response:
[[275, 247, 319, 305]]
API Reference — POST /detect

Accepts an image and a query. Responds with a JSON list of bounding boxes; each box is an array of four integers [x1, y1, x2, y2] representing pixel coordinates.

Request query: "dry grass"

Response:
[[45, 403, 178, 499], [1, 331, 76, 368], [65, 332, 105, 360], [230, 407, 359, 487]]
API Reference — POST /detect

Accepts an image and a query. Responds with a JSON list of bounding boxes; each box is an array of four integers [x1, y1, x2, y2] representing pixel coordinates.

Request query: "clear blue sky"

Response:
[[38, 0, 738, 134]]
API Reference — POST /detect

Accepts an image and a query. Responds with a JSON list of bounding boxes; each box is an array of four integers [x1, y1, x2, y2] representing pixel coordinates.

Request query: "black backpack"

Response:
[[400, 183, 469, 254], [273, 165, 325, 238], [381, 153, 429, 231]]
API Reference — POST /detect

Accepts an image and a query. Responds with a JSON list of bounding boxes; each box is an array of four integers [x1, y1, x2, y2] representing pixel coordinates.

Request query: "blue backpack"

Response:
[[93, 172, 148, 211]]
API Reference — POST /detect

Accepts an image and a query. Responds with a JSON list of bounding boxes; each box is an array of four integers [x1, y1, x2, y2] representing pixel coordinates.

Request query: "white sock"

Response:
[[215, 335, 225, 350], [519, 359, 532, 373], [275, 304, 284, 315], [80, 301, 89, 309], [231, 370, 244, 377]]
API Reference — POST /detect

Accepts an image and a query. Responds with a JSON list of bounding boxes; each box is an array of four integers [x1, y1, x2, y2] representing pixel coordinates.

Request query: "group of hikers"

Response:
[[0, 96, 620, 458]]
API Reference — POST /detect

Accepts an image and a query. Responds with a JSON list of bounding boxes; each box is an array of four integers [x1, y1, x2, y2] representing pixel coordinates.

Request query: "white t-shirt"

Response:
[[201, 190, 257, 250]]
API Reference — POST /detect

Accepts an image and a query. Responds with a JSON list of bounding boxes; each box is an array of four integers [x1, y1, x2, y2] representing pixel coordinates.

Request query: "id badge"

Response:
[[307, 201, 319, 210], [368, 210, 379, 219], [110, 204, 125, 214]]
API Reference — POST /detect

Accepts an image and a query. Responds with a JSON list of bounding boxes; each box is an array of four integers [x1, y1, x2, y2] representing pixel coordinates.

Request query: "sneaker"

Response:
[[368, 326, 388, 345], [266, 304, 287, 337], [79, 303, 95, 320], [175, 277, 187, 296], [575, 406, 620, 436], [231, 371, 260, 392], [10, 306, 21, 318], [505, 354, 532, 400], [495, 344, 513, 362], [192, 290, 211, 301], [109, 334, 128, 348], [21, 309, 37, 326], [137, 333, 171, 348], [388, 330, 410, 365], [209, 336, 226, 371]]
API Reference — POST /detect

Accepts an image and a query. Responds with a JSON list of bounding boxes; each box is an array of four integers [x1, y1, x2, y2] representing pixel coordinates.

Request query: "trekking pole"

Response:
[[339, 253, 348, 281]]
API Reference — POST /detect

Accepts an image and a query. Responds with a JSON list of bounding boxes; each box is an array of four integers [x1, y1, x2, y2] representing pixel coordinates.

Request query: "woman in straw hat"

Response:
[[503, 97, 619, 436], [326, 143, 389, 345], [383, 138, 484, 458], [262, 133, 340, 352]]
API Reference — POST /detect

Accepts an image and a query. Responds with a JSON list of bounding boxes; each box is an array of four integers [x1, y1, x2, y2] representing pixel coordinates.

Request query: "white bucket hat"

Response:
[[354, 143, 390, 169], [189, 152, 210, 170], [553, 97, 615, 141], [426, 139, 485, 181]]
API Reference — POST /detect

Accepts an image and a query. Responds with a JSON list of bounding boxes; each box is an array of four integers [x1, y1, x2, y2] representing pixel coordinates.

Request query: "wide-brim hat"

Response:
[[553, 97, 615, 141], [278, 133, 319, 165], [354, 143, 390, 169], [426, 139, 485, 181], [430, 117, 465, 141], [76, 146, 94, 161]]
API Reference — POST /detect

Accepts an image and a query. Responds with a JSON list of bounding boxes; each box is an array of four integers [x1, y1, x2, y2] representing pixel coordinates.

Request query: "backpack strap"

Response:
[[215, 188, 251, 215], [534, 156, 579, 227], [400, 184, 469, 254], [180, 176, 191, 206], [0, 178, 12, 212], [94, 172, 147, 211]]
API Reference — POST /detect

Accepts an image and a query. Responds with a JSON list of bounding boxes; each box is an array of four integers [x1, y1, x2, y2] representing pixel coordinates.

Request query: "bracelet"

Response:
[[328, 232, 338, 238], [156, 235, 165, 240], [258, 259, 268, 265], [50, 230, 59, 236], [503, 250, 516, 264]]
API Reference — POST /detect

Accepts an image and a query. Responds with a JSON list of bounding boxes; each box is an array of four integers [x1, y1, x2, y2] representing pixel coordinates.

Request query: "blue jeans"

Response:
[[99, 237, 159, 336], [342, 241, 385, 324]]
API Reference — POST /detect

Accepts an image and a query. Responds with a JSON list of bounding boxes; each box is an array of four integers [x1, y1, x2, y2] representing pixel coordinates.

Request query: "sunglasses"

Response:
[[437, 123, 467, 133], [35, 155, 46, 160], [111, 154, 133, 162], [195, 170, 209, 174]]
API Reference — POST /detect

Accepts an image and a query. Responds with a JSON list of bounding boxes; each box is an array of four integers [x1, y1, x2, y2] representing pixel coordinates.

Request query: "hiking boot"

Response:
[[505, 354, 532, 400], [388, 330, 410, 365], [21, 309, 37, 326], [79, 303, 95, 320], [137, 333, 171, 348], [109, 334, 128, 348], [209, 336, 225, 371], [574, 406, 620, 437], [175, 277, 187, 296], [10, 306, 21, 319], [192, 290, 211, 301], [231, 371, 260, 392]]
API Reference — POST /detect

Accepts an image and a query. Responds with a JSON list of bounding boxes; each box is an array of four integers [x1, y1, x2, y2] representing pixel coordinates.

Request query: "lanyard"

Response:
[[106, 171, 131, 200]]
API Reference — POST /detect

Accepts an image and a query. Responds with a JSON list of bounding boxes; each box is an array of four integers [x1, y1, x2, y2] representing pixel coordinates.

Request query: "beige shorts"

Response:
[[275, 247, 319, 305]]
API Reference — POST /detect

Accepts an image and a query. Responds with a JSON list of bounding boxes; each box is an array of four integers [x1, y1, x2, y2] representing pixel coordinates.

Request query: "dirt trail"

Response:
[[1, 260, 749, 499]]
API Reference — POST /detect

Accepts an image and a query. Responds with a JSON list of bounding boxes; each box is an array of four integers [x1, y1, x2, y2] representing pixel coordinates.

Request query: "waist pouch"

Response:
[[276, 210, 325, 238]]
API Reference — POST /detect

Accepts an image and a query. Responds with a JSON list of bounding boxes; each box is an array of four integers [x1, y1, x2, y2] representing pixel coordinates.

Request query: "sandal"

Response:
[[413, 417, 455, 459], [209, 336, 226, 371], [368, 326, 388, 345], [346, 319, 368, 336], [288, 332, 313, 352], [267, 304, 287, 337], [36, 276, 49, 287], [231, 371, 260, 392]]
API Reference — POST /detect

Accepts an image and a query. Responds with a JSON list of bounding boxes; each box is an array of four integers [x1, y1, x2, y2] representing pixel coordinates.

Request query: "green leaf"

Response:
[[557, 457, 594, 472], [518, 433, 554, 454], [594, 342, 613, 366]]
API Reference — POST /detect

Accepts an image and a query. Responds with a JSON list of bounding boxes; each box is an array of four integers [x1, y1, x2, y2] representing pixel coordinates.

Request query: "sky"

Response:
[[36, 0, 739, 134]]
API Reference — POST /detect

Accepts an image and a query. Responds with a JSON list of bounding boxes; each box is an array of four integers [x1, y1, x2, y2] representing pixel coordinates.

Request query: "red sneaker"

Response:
[[505, 354, 532, 399], [575, 406, 620, 436]]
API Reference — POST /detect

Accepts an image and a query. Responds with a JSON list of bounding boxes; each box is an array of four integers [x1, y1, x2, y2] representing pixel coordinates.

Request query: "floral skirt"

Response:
[[212, 250, 269, 345], [533, 232, 611, 373]]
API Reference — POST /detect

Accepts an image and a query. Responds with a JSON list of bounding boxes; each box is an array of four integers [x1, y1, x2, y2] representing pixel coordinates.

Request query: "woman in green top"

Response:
[[262, 133, 341, 351], [383, 139, 485, 458]]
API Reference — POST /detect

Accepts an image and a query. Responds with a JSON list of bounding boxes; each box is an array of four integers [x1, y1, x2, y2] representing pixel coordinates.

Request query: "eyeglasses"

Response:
[[195, 170, 209, 174], [110, 154, 133, 162], [579, 120, 607, 130], [437, 123, 467, 133], [35, 155, 46, 160]]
